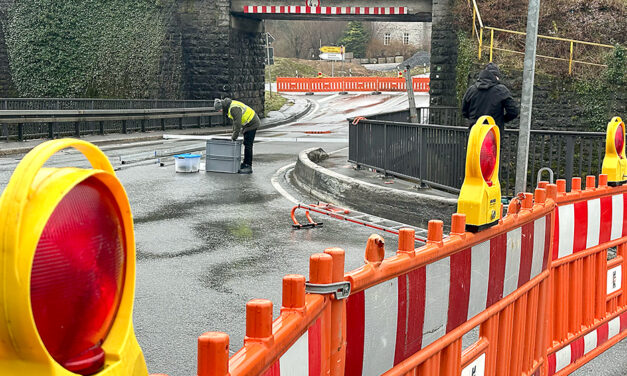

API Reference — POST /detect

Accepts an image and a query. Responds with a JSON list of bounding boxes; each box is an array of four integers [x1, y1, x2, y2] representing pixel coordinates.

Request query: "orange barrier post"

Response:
[[198, 332, 229, 376]]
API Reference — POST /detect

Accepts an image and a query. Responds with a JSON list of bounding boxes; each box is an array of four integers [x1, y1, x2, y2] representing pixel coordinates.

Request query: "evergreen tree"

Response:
[[338, 21, 369, 58]]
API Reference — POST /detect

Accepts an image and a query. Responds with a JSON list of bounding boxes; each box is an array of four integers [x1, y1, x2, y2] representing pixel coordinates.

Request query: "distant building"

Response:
[[370, 22, 431, 51]]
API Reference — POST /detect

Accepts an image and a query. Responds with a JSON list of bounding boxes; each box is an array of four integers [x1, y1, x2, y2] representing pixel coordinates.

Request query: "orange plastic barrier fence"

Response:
[[542, 176, 627, 375], [199, 173, 627, 376], [276, 77, 430, 93]]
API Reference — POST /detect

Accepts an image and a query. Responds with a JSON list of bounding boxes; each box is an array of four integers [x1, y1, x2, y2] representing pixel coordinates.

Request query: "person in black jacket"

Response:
[[462, 63, 519, 130]]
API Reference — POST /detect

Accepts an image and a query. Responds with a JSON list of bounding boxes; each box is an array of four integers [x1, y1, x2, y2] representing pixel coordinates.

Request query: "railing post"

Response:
[[383, 122, 388, 174], [122, 120, 127, 134], [161, 118, 166, 131], [478, 28, 484, 60], [179, 117, 183, 130], [569, 41, 574, 75], [141, 119, 146, 133], [356, 121, 361, 166], [99, 121, 105, 135], [419, 125, 428, 183], [74, 122, 80, 138], [18, 123, 23, 141], [565, 136, 575, 191], [47, 122, 53, 139], [489, 29, 494, 62]]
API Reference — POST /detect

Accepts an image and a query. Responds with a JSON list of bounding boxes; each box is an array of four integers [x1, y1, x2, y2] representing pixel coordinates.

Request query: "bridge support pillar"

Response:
[[177, 0, 265, 115], [429, 0, 458, 108]]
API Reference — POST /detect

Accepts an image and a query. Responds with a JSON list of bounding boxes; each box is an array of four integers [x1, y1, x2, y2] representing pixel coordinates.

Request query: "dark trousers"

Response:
[[243, 129, 257, 166]]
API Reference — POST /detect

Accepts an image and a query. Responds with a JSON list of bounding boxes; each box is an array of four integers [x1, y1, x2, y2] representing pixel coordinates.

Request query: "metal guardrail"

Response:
[[0, 98, 213, 110], [0, 105, 223, 141], [365, 106, 463, 126], [348, 117, 605, 196]]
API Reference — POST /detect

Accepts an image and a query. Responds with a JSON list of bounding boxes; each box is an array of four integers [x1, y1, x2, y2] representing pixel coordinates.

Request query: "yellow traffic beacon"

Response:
[[458, 116, 501, 232], [602, 117, 627, 186], [0, 139, 148, 375]]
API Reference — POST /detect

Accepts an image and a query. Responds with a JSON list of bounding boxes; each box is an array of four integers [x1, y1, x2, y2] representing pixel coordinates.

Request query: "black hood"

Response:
[[222, 98, 232, 110], [476, 68, 499, 90]]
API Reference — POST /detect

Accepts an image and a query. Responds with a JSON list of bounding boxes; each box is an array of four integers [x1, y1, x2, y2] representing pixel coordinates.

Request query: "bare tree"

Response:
[[266, 20, 348, 59]]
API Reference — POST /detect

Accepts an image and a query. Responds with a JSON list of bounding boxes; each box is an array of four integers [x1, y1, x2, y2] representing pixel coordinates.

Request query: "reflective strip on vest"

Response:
[[228, 100, 255, 125]]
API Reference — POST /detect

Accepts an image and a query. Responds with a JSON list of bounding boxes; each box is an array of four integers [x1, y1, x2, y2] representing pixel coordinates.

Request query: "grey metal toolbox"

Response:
[[205, 138, 242, 173]]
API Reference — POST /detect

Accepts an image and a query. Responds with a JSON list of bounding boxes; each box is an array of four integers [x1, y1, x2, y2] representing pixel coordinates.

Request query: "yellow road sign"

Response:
[[320, 46, 342, 53]]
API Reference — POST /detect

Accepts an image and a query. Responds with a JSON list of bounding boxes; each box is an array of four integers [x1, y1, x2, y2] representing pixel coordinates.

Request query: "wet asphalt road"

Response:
[[0, 92, 625, 375]]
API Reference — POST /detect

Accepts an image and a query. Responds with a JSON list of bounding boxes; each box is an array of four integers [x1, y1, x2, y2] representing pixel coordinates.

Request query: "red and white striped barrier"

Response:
[[276, 77, 430, 93], [547, 311, 627, 375], [243, 6, 409, 15], [344, 215, 551, 375], [553, 193, 627, 260]]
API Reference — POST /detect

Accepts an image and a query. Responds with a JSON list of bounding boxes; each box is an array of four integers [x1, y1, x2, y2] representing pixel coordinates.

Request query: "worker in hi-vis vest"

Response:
[[214, 98, 260, 174]]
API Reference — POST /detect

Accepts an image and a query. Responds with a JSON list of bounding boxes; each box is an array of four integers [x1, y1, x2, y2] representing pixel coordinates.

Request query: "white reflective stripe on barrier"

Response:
[[262, 317, 322, 376], [423, 257, 451, 348], [467, 241, 490, 320], [345, 215, 551, 375], [607, 266, 622, 294], [279, 331, 308, 373], [554, 193, 627, 260], [362, 279, 398, 374]]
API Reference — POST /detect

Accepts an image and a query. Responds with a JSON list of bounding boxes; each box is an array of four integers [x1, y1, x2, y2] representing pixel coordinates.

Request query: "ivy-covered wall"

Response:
[[0, 0, 265, 111], [3, 0, 182, 98]]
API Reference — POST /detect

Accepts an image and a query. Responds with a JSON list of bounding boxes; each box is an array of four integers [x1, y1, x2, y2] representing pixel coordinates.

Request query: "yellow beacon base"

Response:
[[602, 117, 627, 186], [458, 116, 502, 232]]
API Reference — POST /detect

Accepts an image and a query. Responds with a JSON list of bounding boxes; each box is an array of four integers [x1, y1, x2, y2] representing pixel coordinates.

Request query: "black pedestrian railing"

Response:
[[0, 104, 223, 141], [366, 106, 463, 126], [348, 117, 606, 197]]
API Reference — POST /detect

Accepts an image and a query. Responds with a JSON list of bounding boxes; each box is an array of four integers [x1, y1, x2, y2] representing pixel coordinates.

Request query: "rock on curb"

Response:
[[292, 147, 458, 229]]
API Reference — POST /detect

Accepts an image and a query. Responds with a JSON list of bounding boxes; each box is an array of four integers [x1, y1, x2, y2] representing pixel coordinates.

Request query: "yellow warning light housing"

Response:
[[457, 116, 502, 232], [0, 139, 147, 376], [602, 117, 627, 186]]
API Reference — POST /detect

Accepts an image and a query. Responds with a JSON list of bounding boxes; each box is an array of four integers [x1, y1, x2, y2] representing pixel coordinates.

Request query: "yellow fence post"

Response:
[[569, 41, 574, 75], [472, 8, 476, 37], [489, 29, 494, 62], [478, 28, 483, 60]]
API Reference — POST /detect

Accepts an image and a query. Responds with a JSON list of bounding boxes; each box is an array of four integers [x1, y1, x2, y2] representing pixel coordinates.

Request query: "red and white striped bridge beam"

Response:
[[231, 1, 432, 21]]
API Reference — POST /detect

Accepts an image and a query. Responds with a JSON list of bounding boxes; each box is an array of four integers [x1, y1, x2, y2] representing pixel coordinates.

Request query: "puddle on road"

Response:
[[136, 219, 260, 260], [134, 189, 280, 224], [200, 247, 287, 294]]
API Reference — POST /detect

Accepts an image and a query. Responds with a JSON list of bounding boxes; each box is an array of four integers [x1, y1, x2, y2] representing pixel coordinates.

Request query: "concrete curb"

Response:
[[292, 147, 458, 229], [0, 97, 313, 157]]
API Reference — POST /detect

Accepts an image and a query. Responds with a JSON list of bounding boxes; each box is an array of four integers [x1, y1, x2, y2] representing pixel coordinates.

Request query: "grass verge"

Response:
[[265, 91, 288, 117]]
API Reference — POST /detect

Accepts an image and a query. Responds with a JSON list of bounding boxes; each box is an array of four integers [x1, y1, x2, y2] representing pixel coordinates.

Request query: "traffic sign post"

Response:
[[0, 139, 148, 375]]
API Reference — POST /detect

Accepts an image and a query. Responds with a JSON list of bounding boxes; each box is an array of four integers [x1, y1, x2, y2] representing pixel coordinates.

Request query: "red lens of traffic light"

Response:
[[30, 177, 126, 375], [480, 129, 497, 186], [615, 125, 624, 159]]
